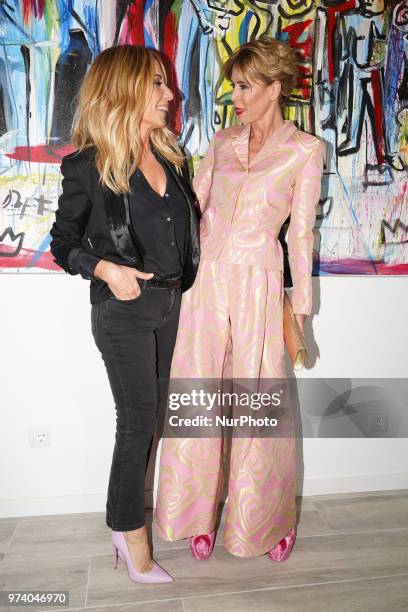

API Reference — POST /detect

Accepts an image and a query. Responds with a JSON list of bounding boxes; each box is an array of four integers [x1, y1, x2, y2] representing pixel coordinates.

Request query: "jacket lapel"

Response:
[[231, 120, 298, 169], [75, 147, 139, 265], [103, 188, 141, 264], [249, 120, 297, 167], [231, 124, 250, 169]]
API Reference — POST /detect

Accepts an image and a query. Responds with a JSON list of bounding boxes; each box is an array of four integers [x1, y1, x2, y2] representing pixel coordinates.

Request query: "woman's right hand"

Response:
[[93, 260, 154, 300]]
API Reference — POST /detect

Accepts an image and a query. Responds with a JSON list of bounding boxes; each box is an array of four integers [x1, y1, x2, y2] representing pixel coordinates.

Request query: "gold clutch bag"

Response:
[[283, 290, 307, 370]]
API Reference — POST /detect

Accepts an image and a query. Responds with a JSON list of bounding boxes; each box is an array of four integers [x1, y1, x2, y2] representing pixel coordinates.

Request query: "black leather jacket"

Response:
[[50, 148, 201, 304]]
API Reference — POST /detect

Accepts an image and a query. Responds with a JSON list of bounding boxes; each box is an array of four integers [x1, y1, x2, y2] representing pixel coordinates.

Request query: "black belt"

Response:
[[140, 277, 182, 289]]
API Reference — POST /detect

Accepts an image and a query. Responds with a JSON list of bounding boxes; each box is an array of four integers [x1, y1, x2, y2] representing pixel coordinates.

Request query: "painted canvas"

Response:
[[0, 0, 407, 273]]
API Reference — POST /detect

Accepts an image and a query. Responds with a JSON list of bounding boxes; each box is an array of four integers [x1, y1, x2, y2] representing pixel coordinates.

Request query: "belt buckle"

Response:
[[145, 277, 181, 288], [167, 277, 181, 288]]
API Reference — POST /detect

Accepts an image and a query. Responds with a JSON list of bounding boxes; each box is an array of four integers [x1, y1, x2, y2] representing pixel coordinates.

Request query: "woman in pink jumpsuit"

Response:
[[154, 37, 325, 559]]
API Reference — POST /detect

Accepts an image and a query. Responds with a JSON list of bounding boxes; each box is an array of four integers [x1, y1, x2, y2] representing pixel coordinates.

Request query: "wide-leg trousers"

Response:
[[154, 260, 297, 557]]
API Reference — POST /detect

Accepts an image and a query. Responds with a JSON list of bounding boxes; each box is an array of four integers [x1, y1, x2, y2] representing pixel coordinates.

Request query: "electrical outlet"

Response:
[[367, 413, 389, 435], [29, 429, 51, 448]]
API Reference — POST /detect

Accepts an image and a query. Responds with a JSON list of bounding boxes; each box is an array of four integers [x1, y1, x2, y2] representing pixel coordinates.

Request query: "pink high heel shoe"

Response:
[[268, 527, 295, 562], [189, 530, 216, 560], [112, 531, 173, 583]]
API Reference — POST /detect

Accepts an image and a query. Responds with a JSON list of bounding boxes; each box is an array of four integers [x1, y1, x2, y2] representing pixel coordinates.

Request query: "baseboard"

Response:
[[298, 473, 408, 496], [0, 493, 108, 520], [1, 474, 407, 519]]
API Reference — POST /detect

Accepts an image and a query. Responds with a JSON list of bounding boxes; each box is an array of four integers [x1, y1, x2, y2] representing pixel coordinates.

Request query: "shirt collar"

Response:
[[231, 120, 298, 169]]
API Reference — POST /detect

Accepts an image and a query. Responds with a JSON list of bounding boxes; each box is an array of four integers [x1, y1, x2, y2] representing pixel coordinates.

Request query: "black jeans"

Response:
[[91, 283, 182, 531]]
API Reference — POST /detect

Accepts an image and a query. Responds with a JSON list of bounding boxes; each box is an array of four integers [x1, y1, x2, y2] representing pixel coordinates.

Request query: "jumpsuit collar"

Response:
[[231, 120, 298, 169]]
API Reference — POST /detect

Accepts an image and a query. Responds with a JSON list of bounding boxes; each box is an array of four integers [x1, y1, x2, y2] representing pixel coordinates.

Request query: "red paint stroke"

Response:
[[297, 65, 312, 98], [0, 245, 60, 271], [317, 258, 408, 275], [283, 19, 313, 59], [6, 144, 76, 163], [163, 9, 177, 61], [163, 9, 181, 134], [121, 1, 144, 45], [22, 0, 45, 24], [325, 0, 357, 84], [282, 21, 313, 99], [371, 70, 385, 164]]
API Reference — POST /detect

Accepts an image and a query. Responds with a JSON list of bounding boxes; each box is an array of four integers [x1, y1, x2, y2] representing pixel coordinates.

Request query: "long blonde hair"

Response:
[[72, 45, 184, 194]]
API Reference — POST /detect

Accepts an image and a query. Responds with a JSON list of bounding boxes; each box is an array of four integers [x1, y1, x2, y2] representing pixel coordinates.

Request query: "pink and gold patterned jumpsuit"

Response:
[[154, 120, 324, 557]]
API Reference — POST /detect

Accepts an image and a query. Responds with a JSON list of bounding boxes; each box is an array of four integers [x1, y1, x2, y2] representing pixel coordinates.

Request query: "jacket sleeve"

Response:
[[286, 139, 324, 315], [50, 155, 102, 280], [192, 132, 216, 212]]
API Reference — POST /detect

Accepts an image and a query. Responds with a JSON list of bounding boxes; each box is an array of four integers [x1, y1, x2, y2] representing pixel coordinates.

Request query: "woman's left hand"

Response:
[[294, 314, 306, 336]]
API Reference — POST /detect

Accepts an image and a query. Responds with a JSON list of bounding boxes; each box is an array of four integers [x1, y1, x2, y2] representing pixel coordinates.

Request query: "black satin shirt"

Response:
[[128, 158, 190, 280]]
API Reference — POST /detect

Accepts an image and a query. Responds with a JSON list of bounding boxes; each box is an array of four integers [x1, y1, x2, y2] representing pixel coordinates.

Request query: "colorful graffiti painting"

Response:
[[0, 0, 407, 273]]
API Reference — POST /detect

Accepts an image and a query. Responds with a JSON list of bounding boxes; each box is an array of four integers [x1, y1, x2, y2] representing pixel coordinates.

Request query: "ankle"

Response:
[[124, 526, 147, 541]]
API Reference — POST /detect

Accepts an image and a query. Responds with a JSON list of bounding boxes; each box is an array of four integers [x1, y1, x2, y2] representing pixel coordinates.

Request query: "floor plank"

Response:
[[183, 574, 408, 612], [86, 530, 408, 606], [1, 490, 407, 611]]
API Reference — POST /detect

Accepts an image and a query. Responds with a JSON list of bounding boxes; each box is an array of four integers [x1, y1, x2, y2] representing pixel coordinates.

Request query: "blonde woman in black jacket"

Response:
[[50, 45, 200, 585]]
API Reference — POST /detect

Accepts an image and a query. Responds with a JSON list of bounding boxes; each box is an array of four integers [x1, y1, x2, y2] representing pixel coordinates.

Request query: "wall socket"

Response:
[[367, 413, 389, 435], [29, 429, 51, 448]]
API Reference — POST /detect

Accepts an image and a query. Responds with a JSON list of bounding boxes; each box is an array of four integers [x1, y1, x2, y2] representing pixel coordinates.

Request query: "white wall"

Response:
[[1, 273, 407, 518]]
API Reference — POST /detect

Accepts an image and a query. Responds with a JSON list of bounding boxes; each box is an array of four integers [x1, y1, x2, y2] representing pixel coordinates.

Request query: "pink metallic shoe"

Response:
[[268, 527, 295, 562], [112, 530, 173, 583], [189, 530, 216, 560]]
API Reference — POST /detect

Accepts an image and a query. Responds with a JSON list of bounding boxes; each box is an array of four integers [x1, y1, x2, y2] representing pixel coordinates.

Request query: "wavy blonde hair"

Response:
[[223, 36, 299, 101], [72, 45, 184, 194]]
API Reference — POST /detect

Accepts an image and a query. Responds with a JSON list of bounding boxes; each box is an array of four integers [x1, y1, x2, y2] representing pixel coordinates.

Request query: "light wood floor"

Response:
[[0, 490, 407, 612]]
